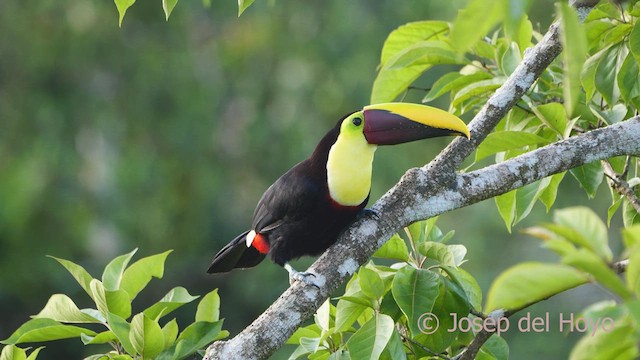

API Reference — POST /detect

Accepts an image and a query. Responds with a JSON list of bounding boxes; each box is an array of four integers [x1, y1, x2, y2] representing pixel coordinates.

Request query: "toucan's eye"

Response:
[[352, 117, 362, 126]]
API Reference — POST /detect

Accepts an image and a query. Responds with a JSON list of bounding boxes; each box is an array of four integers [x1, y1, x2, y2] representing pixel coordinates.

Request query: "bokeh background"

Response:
[[0, 0, 621, 358]]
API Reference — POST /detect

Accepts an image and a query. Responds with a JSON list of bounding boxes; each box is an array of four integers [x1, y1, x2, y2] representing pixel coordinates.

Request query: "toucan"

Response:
[[207, 102, 469, 286]]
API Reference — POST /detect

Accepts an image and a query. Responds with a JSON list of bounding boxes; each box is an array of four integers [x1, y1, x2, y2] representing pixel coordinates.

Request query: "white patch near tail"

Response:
[[245, 230, 257, 247]]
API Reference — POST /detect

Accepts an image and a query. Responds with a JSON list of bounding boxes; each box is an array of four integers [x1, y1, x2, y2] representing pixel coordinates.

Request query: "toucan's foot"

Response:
[[284, 263, 319, 288], [360, 208, 380, 219]]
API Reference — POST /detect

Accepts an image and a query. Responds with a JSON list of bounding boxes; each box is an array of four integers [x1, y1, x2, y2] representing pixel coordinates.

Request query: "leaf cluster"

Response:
[[494, 207, 640, 359], [287, 219, 508, 360], [1, 249, 227, 360], [370, 0, 640, 232]]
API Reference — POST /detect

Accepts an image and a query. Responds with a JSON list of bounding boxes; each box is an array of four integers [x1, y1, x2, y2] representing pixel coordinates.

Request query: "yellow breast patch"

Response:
[[326, 133, 376, 206]]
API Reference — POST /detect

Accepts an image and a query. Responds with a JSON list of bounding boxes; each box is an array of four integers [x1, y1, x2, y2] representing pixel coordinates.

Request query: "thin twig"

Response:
[[603, 160, 640, 213], [401, 334, 450, 360]]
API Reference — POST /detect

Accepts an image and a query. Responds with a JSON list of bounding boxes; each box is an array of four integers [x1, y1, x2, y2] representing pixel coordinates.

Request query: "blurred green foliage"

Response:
[[2, 0, 609, 358]]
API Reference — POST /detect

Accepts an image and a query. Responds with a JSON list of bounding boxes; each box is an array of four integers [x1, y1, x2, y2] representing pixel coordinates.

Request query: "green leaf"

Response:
[[373, 234, 408, 262], [539, 172, 566, 211], [515, 178, 553, 224], [102, 248, 137, 292], [381, 329, 407, 360], [160, 319, 179, 350], [503, 0, 532, 42], [195, 289, 220, 323], [371, 65, 430, 104], [314, 299, 332, 332], [81, 330, 117, 345], [441, 266, 483, 310], [90, 279, 109, 317], [143, 287, 199, 320], [495, 190, 516, 232], [475, 131, 551, 162], [106, 312, 136, 355], [481, 336, 509, 360], [287, 325, 321, 345], [339, 295, 375, 308], [335, 298, 367, 332], [33, 294, 101, 323], [384, 41, 462, 70], [554, 206, 612, 261], [632, 1, 640, 17], [380, 21, 450, 66], [24, 347, 44, 360], [391, 266, 440, 337], [379, 292, 402, 324], [121, 250, 172, 301], [448, 245, 467, 266], [595, 45, 621, 106], [114, 0, 136, 26], [451, 0, 505, 53], [359, 267, 386, 302], [346, 314, 394, 360], [298, 337, 322, 355], [626, 227, 640, 297], [129, 313, 164, 359], [172, 321, 223, 359], [423, 71, 492, 103], [473, 41, 496, 60], [617, 53, 640, 105], [1, 318, 96, 345], [623, 195, 640, 227], [558, 2, 588, 117], [419, 242, 466, 267], [545, 238, 578, 258], [485, 262, 588, 312], [533, 102, 567, 137], [237, 0, 255, 16], [407, 219, 428, 245], [48, 256, 94, 298], [423, 72, 462, 101], [514, 15, 533, 54], [105, 289, 132, 319], [499, 42, 521, 75], [451, 77, 507, 107], [90, 279, 131, 319], [630, 19, 640, 63], [0, 345, 27, 360], [372, 21, 451, 103], [590, 103, 628, 125], [581, 47, 607, 102], [162, 0, 178, 20], [608, 196, 623, 226], [623, 224, 640, 248], [569, 319, 637, 360], [419, 278, 470, 353], [570, 161, 604, 199], [563, 249, 631, 300]]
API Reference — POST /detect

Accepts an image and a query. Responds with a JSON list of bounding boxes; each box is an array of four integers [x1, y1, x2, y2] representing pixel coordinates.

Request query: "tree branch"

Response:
[[204, 2, 603, 359]]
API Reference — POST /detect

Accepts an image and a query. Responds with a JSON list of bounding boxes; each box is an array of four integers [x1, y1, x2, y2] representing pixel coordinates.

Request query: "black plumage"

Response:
[[207, 114, 364, 274]]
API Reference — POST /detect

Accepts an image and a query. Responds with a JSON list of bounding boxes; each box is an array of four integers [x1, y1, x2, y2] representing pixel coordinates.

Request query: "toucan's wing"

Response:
[[251, 161, 322, 234]]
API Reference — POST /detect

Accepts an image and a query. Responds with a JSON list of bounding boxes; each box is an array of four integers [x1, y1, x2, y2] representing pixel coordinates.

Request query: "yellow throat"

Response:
[[326, 131, 377, 206]]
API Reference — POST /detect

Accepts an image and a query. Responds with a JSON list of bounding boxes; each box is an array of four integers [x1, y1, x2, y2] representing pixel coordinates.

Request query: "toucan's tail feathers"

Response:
[[207, 230, 266, 273]]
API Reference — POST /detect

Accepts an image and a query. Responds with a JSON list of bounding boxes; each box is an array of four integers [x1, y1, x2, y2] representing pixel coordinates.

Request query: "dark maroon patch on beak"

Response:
[[363, 109, 454, 145]]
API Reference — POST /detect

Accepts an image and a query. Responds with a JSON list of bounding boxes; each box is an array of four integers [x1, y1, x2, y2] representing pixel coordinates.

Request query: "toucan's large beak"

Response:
[[362, 103, 470, 145]]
